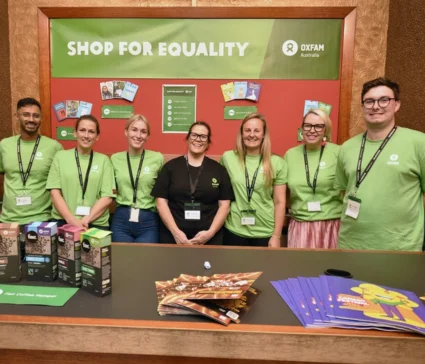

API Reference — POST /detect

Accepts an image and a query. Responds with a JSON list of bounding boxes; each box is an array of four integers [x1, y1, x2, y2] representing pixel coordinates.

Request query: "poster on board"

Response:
[[162, 85, 197, 133]]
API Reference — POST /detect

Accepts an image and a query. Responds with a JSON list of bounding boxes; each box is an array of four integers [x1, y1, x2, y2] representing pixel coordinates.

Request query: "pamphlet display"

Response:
[[272, 275, 425, 336], [221, 81, 262, 102], [156, 272, 262, 325]]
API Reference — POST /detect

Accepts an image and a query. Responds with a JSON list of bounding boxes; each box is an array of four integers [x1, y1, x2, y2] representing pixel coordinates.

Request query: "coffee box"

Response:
[[58, 224, 84, 287], [25, 222, 58, 282], [81, 228, 112, 297], [0, 223, 21, 282]]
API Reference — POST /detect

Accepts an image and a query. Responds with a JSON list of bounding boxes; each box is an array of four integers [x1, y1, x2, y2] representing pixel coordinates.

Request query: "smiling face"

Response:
[[242, 118, 264, 154], [74, 119, 99, 153], [187, 124, 210, 156], [126, 119, 149, 153], [17, 105, 42, 137], [302, 112, 326, 149], [362, 86, 400, 130]]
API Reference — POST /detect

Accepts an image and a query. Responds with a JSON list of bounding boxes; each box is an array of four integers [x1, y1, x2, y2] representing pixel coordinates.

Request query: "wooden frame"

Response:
[[37, 7, 356, 144]]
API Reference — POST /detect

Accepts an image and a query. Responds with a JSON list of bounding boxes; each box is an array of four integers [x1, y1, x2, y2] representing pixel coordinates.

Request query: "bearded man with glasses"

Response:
[[334, 77, 425, 251]]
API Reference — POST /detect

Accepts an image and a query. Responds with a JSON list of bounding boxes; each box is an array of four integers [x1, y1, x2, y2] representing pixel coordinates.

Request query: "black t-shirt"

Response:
[[151, 156, 234, 231]]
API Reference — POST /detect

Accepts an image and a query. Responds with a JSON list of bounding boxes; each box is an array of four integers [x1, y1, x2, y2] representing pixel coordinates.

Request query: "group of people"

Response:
[[1, 77, 424, 252]]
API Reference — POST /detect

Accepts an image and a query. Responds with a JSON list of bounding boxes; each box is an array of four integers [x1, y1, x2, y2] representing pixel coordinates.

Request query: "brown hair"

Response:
[[75, 114, 100, 134]]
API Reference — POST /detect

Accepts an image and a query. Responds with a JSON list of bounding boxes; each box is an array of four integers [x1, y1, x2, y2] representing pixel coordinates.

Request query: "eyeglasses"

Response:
[[18, 112, 41, 120], [362, 97, 396, 109], [302, 123, 325, 132], [189, 133, 208, 142]]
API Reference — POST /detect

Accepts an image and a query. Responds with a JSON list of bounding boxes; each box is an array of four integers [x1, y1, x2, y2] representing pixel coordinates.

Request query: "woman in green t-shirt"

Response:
[[221, 112, 287, 247], [283, 109, 342, 248], [110, 114, 164, 243], [47, 115, 116, 230]]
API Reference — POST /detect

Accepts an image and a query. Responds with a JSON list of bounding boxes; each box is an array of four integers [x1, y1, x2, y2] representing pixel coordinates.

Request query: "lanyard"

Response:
[[185, 155, 204, 202], [244, 155, 263, 204], [17, 135, 41, 187], [74, 148, 93, 203], [356, 126, 397, 189], [303, 144, 325, 195], [127, 150, 145, 206]]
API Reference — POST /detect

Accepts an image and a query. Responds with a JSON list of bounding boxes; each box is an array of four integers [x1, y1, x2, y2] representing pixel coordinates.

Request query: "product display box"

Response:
[[25, 222, 58, 282], [81, 228, 112, 297], [57, 224, 84, 287], [0, 223, 21, 282]]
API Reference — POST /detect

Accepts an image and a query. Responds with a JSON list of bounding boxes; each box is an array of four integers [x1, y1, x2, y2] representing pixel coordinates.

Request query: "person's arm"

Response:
[[190, 200, 231, 245], [156, 197, 189, 245], [80, 197, 113, 229], [269, 184, 286, 248], [50, 189, 84, 229]]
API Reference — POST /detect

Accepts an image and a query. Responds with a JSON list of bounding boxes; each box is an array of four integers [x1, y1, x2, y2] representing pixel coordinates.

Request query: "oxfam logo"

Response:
[[61, 130, 67, 137], [212, 178, 217, 183], [320, 161, 326, 167], [282, 40, 298, 56], [228, 110, 235, 116], [0, 289, 3, 295], [390, 154, 399, 161], [104, 108, 110, 115], [36, 151, 43, 157]]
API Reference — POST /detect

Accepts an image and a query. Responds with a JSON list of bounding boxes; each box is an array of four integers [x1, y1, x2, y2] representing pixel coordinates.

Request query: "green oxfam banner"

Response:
[[51, 19, 341, 80]]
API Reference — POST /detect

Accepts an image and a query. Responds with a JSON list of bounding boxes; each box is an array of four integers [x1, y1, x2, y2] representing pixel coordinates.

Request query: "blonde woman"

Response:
[[284, 109, 342, 248], [221, 113, 287, 247], [110, 114, 164, 242]]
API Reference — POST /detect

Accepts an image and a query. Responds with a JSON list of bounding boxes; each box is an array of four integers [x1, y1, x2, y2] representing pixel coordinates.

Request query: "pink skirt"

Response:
[[288, 219, 340, 249]]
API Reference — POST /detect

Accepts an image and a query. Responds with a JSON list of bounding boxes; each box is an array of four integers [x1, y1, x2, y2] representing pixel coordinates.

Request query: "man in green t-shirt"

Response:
[[335, 78, 425, 251], [0, 98, 63, 251]]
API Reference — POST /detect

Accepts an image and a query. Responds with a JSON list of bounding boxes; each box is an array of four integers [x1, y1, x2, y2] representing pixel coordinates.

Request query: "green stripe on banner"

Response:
[[0, 285, 78, 306], [50, 19, 340, 79]]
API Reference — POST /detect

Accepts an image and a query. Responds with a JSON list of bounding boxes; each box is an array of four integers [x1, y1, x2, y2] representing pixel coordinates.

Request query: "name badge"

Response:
[[241, 217, 256, 225], [129, 207, 140, 222], [345, 196, 361, 219], [76, 206, 91, 216], [16, 196, 32, 206], [184, 202, 201, 220], [307, 201, 321, 212], [241, 209, 256, 226]]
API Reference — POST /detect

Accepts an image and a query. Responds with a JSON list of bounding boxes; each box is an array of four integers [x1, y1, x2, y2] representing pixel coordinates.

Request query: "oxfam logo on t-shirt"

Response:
[[211, 177, 219, 188], [387, 154, 399, 165], [143, 166, 151, 174], [319, 161, 326, 169], [35, 151, 43, 160], [91, 165, 99, 172]]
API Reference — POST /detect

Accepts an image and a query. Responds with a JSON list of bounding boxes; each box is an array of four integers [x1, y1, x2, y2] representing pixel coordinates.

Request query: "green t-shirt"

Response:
[[334, 127, 425, 251], [111, 150, 164, 210], [46, 149, 116, 226], [0, 135, 63, 223], [220, 150, 287, 238], [284, 143, 342, 221]]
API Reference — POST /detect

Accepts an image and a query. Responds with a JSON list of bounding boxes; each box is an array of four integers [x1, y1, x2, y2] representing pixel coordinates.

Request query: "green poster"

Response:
[[50, 19, 341, 79], [102, 105, 134, 119], [224, 106, 257, 120], [56, 126, 76, 140], [0, 285, 78, 306], [162, 85, 196, 133], [297, 127, 304, 142]]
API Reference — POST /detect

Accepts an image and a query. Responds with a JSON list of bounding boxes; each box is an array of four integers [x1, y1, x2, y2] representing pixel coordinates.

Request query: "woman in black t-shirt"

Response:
[[151, 121, 234, 245]]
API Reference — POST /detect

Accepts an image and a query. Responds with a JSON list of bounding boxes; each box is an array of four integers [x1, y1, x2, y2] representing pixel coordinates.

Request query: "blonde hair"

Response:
[[125, 114, 150, 136], [303, 109, 332, 142], [235, 112, 273, 188]]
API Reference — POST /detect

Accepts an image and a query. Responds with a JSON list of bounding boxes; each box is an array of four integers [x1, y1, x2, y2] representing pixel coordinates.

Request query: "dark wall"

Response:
[[386, 0, 425, 132], [0, 0, 12, 140]]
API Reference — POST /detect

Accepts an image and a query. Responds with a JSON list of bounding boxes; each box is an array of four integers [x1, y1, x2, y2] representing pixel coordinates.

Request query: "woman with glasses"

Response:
[[283, 109, 342, 248], [151, 121, 234, 245], [220, 112, 287, 247], [110, 114, 164, 243]]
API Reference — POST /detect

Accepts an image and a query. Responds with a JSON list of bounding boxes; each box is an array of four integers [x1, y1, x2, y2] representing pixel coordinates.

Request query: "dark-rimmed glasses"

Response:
[[362, 97, 395, 109], [189, 133, 208, 142], [302, 123, 325, 132]]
